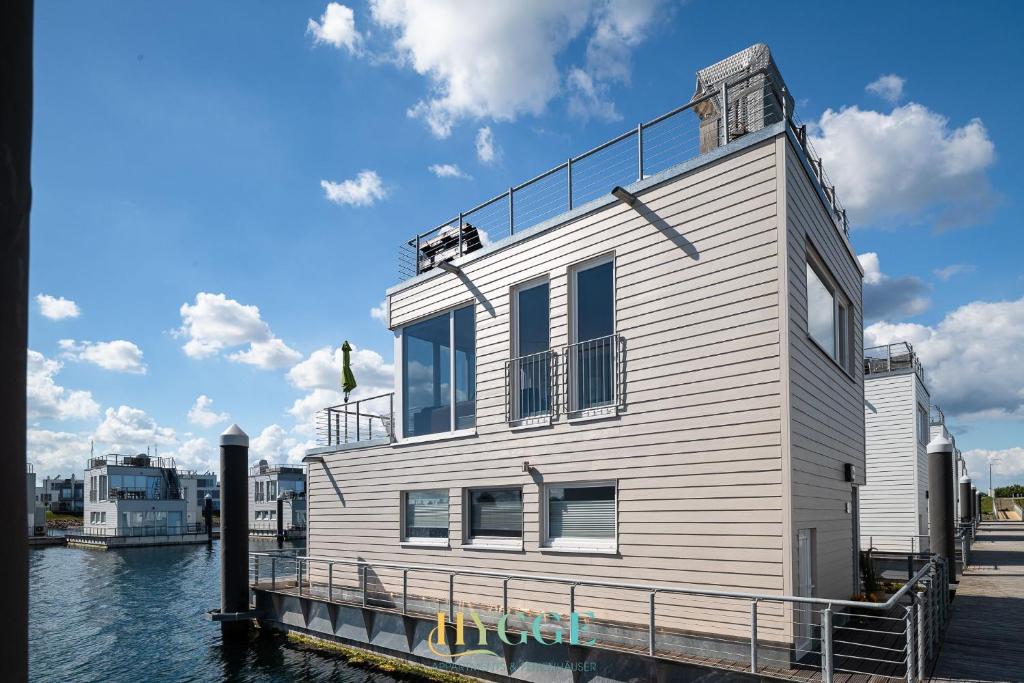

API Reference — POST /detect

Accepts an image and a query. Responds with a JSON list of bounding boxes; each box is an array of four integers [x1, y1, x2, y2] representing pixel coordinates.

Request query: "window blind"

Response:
[[405, 490, 449, 539], [470, 489, 523, 538], [548, 485, 615, 539]]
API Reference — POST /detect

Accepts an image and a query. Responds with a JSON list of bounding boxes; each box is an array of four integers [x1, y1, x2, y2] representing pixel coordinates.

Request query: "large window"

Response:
[[511, 280, 551, 420], [402, 305, 476, 437], [402, 490, 449, 542], [545, 483, 617, 550], [806, 251, 853, 372], [467, 488, 523, 542], [918, 405, 929, 445], [570, 256, 616, 412]]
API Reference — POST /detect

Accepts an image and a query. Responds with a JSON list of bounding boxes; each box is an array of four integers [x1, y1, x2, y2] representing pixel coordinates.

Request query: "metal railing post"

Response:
[[328, 562, 333, 603], [570, 584, 576, 615], [254, 556, 260, 587], [905, 597, 916, 682], [508, 187, 514, 236], [297, 558, 303, 596], [821, 606, 834, 683], [918, 592, 927, 682], [356, 402, 361, 442], [458, 212, 464, 257], [271, 557, 276, 590], [566, 158, 573, 210], [721, 83, 729, 146], [448, 574, 455, 622], [648, 592, 656, 656], [502, 578, 509, 614], [637, 123, 644, 180], [750, 600, 758, 673], [402, 570, 408, 615], [414, 234, 421, 275], [361, 564, 367, 608]]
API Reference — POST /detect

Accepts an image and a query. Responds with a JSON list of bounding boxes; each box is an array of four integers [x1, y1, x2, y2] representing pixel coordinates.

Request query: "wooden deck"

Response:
[[929, 522, 1024, 683]]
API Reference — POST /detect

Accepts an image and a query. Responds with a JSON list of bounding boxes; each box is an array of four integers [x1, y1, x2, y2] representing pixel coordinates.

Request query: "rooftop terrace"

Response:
[[87, 453, 177, 470], [399, 43, 849, 282], [864, 342, 926, 385]]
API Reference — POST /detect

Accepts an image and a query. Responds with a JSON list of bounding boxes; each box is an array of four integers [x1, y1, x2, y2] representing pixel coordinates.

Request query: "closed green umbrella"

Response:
[[341, 340, 357, 402]]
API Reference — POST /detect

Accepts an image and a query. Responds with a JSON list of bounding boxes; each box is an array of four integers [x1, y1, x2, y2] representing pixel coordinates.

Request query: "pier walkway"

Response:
[[930, 522, 1024, 683]]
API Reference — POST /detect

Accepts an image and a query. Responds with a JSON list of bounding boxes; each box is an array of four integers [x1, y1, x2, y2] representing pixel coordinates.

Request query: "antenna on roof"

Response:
[[90, 440, 94, 457]]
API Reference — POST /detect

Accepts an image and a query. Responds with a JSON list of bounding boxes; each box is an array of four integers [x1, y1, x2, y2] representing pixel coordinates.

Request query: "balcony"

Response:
[[504, 335, 624, 424], [314, 392, 395, 448], [399, 45, 848, 281], [87, 453, 177, 470], [864, 342, 925, 385]]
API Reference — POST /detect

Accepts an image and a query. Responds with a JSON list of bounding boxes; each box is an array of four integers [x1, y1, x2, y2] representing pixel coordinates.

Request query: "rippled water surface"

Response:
[[29, 540, 406, 683]]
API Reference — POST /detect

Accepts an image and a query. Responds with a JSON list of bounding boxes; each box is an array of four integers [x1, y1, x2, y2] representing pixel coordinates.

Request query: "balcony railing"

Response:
[[505, 350, 558, 424], [315, 392, 395, 447], [863, 342, 925, 384], [75, 523, 206, 538], [87, 453, 177, 470], [107, 488, 183, 501], [566, 334, 623, 416], [400, 66, 848, 280]]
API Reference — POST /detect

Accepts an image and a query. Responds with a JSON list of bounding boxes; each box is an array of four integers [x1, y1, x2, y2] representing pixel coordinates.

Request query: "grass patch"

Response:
[[45, 511, 82, 522], [286, 632, 476, 683]]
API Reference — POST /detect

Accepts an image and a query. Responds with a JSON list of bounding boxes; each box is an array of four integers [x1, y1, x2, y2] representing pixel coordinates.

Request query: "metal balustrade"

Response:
[[565, 334, 623, 416], [505, 349, 557, 423], [315, 392, 394, 447], [249, 552, 950, 682]]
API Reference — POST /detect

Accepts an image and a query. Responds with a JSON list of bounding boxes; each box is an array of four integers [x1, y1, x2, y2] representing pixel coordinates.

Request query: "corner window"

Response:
[[467, 488, 523, 542], [806, 250, 853, 372], [545, 483, 617, 550], [402, 490, 449, 542], [402, 305, 476, 437]]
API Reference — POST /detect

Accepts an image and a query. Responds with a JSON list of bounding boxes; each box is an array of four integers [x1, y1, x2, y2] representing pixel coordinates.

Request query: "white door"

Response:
[[795, 529, 814, 659]]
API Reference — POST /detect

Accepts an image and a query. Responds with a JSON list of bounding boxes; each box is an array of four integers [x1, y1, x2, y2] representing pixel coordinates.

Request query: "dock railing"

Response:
[[250, 552, 950, 682], [315, 392, 394, 448], [400, 67, 848, 280], [76, 523, 206, 538]]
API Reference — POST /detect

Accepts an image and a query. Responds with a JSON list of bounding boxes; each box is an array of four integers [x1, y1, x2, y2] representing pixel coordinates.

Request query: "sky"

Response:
[[28, 1, 1024, 487]]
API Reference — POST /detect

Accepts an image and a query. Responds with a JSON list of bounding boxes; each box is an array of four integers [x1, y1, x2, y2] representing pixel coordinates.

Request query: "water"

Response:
[[29, 540, 407, 683]]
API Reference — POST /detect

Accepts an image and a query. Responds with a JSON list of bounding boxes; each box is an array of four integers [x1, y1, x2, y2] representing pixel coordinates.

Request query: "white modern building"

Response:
[[248, 460, 306, 535], [26, 463, 45, 536], [860, 342, 930, 552], [178, 470, 220, 525]]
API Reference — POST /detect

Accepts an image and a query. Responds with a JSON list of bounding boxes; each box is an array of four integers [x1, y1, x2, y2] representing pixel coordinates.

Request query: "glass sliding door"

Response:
[[512, 281, 550, 420], [571, 257, 615, 411]]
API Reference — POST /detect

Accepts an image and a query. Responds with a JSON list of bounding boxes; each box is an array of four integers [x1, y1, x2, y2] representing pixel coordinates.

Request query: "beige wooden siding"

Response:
[[308, 137, 791, 640], [782, 139, 865, 601], [861, 373, 924, 549]]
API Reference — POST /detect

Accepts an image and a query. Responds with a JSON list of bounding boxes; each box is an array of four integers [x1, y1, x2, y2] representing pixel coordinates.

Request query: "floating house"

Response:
[[253, 44, 881, 679], [26, 463, 45, 536], [39, 474, 83, 513], [248, 460, 306, 537], [859, 342, 931, 552], [178, 470, 220, 524], [70, 453, 208, 549]]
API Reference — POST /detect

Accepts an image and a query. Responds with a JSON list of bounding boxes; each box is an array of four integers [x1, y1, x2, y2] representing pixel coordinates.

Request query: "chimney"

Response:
[[691, 44, 794, 154]]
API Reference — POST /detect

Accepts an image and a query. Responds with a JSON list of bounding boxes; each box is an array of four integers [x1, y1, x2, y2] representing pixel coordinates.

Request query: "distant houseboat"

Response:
[[249, 460, 306, 538]]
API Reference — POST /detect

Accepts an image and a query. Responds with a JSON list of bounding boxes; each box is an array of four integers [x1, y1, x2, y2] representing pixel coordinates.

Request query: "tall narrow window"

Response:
[[511, 280, 551, 420], [403, 305, 476, 437], [806, 261, 835, 357], [571, 257, 615, 412]]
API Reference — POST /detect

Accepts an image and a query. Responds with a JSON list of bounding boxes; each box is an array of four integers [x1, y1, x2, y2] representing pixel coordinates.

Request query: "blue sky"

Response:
[[28, 1, 1024, 486]]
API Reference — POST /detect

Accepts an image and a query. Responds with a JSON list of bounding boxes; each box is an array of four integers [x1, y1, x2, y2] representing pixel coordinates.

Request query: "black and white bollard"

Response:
[[206, 424, 256, 634], [928, 434, 956, 582], [203, 493, 214, 543]]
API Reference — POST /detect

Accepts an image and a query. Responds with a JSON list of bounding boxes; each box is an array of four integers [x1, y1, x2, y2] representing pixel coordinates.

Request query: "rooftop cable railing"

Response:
[[314, 392, 395, 448], [248, 462, 307, 477], [864, 342, 925, 385], [399, 61, 849, 281], [87, 453, 177, 470]]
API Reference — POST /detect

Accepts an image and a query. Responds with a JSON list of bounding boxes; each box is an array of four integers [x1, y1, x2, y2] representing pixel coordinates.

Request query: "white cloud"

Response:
[[583, 0, 661, 83], [307, 3, 363, 54], [28, 428, 89, 477], [963, 447, 1024, 487], [428, 163, 470, 179], [165, 437, 218, 474], [26, 350, 99, 421], [177, 292, 300, 369], [58, 339, 147, 374], [857, 252, 930, 322], [227, 338, 303, 370], [187, 395, 230, 428], [36, 294, 80, 321], [287, 344, 394, 424], [810, 102, 997, 228], [320, 170, 387, 206], [475, 126, 498, 164], [93, 405, 177, 451], [370, 300, 388, 325], [251, 424, 314, 466], [934, 263, 975, 281], [865, 74, 905, 103], [566, 68, 621, 122], [864, 297, 1024, 420]]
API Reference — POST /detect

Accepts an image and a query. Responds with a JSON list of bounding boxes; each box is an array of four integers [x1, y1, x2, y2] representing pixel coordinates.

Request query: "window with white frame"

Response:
[[402, 305, 476, 438], [545, 482, 617, 550], [466, 487, 523, 543], [402, 490, 449, 542], [806, 250, 853, 371]]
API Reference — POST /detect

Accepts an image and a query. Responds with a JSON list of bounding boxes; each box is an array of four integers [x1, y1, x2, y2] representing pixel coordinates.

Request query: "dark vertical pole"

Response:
[[1, 2, 32, 681], [276, 494, 284, 550], [203, 494, 213, 543], [220, 424, 249, 634], [972, 487, 979, 524], [928, 436, 956, 582], [959, 477, 972, 526]]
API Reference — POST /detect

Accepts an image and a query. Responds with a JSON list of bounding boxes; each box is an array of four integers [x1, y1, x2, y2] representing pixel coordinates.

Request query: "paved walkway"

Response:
[[929, 522, 1024, 683]]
